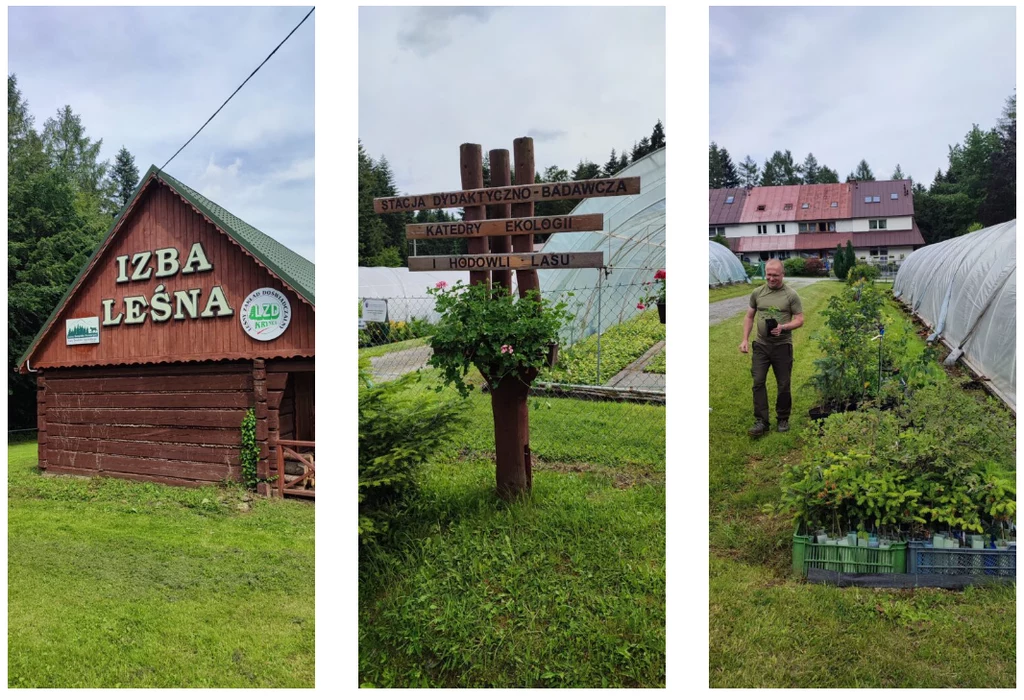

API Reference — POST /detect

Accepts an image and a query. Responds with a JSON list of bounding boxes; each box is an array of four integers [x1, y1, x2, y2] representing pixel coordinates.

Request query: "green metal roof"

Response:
[[17, 165, 314, 370], [154, 167, 314, 305]]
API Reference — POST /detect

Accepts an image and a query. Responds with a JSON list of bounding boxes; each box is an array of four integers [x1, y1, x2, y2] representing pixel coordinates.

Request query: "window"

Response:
[[759, 251, 770, 261], [783, 203, 793, 210], [799, 223, 808, 232], [873, 196, 881, 203], [900, 254, 905, 260], [869, 219, 888, 230], [829, 222, 836, 231], [757, 224, 767, 234], [756, 204, 766, 211], [801, 203, 809, 209], [776, 224, 786, 233], [726, 196, 735, 204], [869, 248, 889, 257], [818, 222, 827, 232], [831, 201, 838, 207], [864, 196, 872, 203], [891, 193, 899, 200], [709, 226, 725, 237], [878, 219, 886, 229]]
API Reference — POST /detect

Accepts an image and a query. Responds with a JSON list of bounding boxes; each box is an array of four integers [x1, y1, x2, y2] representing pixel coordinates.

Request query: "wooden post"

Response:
[[460, 143, 489, 288], [489, 372, 534, 498], [253, 359, 271, 496], [511, 137, 540, 297], [487, 149, 513, 293], [36, 372, 47, 471]]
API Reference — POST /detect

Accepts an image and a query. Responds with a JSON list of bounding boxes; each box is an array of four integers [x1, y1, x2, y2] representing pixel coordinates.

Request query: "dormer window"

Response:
[[783, 203, 793, 210], [873, 196, 881, 203], [864, 196, 872, 203], [725, 196, 734, 204], [801, 203, 809, 209], [756, 204, 766, 211], [830, 201, 838, 207], [891, 193, 898, 200]]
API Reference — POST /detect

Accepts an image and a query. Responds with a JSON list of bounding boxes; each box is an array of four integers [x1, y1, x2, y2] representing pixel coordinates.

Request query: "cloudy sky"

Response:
[[7, 6, 315, 261], [359, 6, 665, 197], [710, 5, 1015, 186]]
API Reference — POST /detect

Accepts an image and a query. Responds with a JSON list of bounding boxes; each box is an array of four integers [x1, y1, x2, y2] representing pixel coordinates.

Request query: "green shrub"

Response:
[[847, 263, 879, 284], [545, 308, 665, 385], [743, 262, 760, 279], [783, 257, 806, 277], [781, 378, 1016, 539], [358, 361, 468, 544]]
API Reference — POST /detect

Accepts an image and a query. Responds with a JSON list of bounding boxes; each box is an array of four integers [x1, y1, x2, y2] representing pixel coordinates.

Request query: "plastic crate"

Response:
[[793, 534, 907, 576], [907, 541, 1016, 577]]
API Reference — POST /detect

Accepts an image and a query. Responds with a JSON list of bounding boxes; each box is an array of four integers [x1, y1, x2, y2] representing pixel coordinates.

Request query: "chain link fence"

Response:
[[359, 271, 666, 467]]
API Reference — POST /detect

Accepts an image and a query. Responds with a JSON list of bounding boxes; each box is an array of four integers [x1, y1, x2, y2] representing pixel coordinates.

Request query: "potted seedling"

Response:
[[762, 306, 782, 335]]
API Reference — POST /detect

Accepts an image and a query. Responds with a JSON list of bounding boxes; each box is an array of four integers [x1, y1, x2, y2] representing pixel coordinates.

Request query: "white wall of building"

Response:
[[850, 215, 913, 232]]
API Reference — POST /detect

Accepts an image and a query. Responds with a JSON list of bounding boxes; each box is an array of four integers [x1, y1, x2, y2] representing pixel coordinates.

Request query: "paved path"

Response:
[[709, 278, 834, 326], [606, 340, 666, 391], [369, 344, 433, 382]]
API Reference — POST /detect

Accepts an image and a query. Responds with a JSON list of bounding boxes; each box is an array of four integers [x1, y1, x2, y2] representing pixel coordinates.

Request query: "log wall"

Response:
[[42, 361, 255, 487]]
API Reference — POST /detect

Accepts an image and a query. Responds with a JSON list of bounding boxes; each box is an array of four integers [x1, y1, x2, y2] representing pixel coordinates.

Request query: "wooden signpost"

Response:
[[407, 252, 604, 272], [405, 213, 604, 239], [373, 137, 638, 499]]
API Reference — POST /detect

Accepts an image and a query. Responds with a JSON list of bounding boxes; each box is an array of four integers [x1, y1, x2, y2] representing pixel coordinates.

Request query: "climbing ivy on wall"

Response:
[[240, 408, 259, 490]]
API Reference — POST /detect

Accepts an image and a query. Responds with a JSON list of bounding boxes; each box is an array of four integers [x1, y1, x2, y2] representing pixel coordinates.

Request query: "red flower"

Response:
[[434, 281, 448, 289], [654, 269, 666, 280], [637, 303, 646, 310]]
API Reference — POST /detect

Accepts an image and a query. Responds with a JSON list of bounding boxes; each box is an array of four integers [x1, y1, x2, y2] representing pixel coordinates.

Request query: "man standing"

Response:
[[738, 259, 805, 436]]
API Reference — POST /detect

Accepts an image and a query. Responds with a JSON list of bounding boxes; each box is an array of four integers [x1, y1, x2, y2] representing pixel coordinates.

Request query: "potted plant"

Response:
[[638, 269, 666, 323], [762, 306, 782, 335]]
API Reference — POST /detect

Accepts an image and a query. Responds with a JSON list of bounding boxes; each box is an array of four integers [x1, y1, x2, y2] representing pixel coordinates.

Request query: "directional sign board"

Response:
[[406, 213, 604, 239], [374, 177, 640, 213], [407, 252, 604, 272]]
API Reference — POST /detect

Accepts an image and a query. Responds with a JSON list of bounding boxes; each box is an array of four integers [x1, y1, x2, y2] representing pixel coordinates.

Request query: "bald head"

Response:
[[765, 259, 784, 288]]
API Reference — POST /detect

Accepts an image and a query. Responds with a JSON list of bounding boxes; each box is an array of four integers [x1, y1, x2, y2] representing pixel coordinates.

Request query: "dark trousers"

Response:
[[751, 341, 793, 424]]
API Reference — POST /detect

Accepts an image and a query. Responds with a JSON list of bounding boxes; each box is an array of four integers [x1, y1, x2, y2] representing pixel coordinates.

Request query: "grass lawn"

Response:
[[359, 336, 430, 360], [709, 282, 759, 303], [709, 282, 1016, 688], [8, 443, 314, 688], [359, 380, 666, 687]]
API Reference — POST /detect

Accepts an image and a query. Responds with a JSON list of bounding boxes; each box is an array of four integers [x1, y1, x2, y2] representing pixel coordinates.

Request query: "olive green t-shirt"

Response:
[[749, 283, 803, 345]]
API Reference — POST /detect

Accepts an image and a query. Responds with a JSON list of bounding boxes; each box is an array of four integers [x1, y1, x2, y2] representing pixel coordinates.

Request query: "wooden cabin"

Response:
[[17, 166, 315, 497]]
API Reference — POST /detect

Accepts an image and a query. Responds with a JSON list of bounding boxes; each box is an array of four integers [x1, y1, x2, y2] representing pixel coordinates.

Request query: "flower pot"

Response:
[[764, 318, 778, 334], [657, 300, 666, 324], [546, 342, 559, 369]]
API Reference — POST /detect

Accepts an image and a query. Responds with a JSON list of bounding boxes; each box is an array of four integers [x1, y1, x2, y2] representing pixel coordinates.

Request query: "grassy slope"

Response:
[[708, 283, 1015, 688], [359, 383, 666, 687], [8, 443, 314, 688]]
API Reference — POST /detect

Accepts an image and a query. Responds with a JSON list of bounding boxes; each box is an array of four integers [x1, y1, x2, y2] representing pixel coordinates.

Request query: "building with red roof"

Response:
[[709, 179, 925, 267]]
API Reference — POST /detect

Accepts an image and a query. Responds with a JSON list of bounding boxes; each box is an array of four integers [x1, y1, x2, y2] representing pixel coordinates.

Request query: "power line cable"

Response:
[[160, 6, 314, 171]]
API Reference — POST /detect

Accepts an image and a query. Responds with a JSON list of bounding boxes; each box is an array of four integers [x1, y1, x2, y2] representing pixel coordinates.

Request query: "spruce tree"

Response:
[[709, 143, 724, 188], [602, 148, 619, 177], [719, 147, 740, 188], [110, 146, 139, 213], [891, 163, 905, 180], [852, 159, 875, 181], [738, 155, 759, 187], [650, 119, 665, 150], [844, 240, 857, 277], [801, 153, 820, 184]]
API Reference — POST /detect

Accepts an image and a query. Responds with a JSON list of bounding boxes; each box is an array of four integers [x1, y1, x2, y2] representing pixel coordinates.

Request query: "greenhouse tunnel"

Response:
[[709, 239, 749, 287], [892, 219, 1016, 411]]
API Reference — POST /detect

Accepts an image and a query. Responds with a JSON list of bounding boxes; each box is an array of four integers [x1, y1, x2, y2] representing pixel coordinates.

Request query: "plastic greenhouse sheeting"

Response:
[[892, 220, 1016, 410], [709, 240, 749, 286], [358, 266, 469, 323], [535, 148, 666, 343]]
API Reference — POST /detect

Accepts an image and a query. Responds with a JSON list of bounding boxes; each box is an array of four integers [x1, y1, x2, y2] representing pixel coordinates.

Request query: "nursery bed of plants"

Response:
[[709, 281, 1015, 688], [543, 308, 666, 386]]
